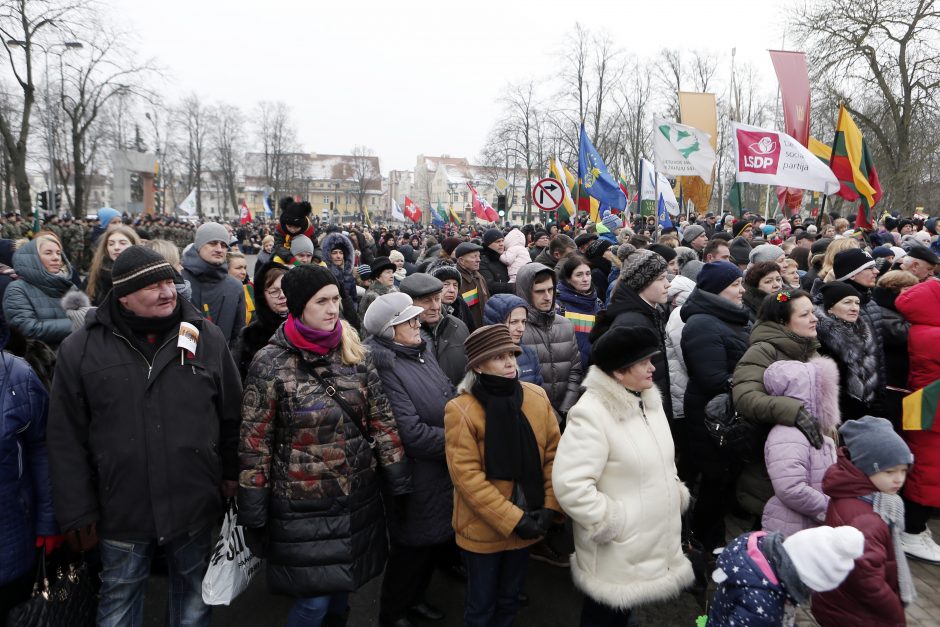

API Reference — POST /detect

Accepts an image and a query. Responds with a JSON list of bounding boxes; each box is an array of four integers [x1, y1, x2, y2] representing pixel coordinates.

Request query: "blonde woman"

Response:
[[238, 264, 410, 627], [227, 250, 255, 326], [84, 225, 140, 305]]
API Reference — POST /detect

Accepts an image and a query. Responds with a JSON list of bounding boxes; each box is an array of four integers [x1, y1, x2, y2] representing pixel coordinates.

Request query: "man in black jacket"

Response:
[[478, 227, 513, 294], [400, 272, 469, 385], [47, 246, 242, 627]]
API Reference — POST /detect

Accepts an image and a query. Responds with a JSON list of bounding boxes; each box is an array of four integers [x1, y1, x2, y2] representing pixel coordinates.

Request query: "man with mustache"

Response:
[[46, 246, 242, 627]]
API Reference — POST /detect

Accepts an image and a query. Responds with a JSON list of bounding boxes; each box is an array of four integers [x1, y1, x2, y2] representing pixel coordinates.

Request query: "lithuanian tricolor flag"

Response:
[[830, 104, 882, 229], [902, 379, 940, 432], [549, 157, 577, 222], [462, 288, 479, 308], [564, 311, 595, 334]]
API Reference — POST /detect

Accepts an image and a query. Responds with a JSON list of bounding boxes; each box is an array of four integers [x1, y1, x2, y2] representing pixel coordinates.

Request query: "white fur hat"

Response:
[[782, 525, 864, 592]]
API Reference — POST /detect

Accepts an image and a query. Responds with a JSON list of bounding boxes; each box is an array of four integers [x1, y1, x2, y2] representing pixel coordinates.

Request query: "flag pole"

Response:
[[820, 102, 843, 222]]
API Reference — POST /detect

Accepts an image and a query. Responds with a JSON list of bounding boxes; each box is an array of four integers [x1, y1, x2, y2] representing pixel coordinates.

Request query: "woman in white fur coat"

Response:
[[553, 325, 694, 626]]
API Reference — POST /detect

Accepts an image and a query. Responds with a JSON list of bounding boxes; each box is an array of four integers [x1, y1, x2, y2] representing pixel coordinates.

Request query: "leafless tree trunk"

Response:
[[212, 103, 243, 216], [350, 145, 379, 218], [255, 100, 297, 206], [178, 94, 209, 217]]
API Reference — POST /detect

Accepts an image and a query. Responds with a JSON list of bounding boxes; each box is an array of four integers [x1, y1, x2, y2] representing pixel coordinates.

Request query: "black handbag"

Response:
[[8, 551, 97, 627], [703, 392, 760, 463]]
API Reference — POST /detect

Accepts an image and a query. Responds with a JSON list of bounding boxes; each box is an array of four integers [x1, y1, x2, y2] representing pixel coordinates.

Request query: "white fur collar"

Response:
[[581, 365, 663, 419]]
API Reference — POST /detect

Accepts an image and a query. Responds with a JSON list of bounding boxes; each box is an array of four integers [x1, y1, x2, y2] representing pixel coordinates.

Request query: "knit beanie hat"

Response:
[[782, 526, 865, 592], [680, 259, 704, 281], [840, 416, 914, 476], [389, 249, 405, 264], [682, 224, 706, 244], [290, 234, 314, 256], [356, 264, 372, 279], [194, 222, 230, 251], [279, 198, 312, 231], [871, 246, 894, 259], [729, 237, 752, 265], [111, 245, 177, 298], [833, 249, 876, 281], [696, 261, 743, 295], [483, 228, 504, 247], [281, 264, 339, 318], [601, 213, 622, 232], [464, 324, 521, 371], [429, 261, 460, 284], [648, 243, 677, 263], [97, 207, 121, 229], [820, 281, 862, 311], [441, 237, 462, 255], [748, 244, 785, 266], [674, 246, 698, 269], [620, 249, 668, 293]]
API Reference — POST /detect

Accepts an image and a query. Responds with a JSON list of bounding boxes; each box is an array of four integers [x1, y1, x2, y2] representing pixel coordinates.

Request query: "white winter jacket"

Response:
[[552, 366, 694, 610], [664, 275, 696, 419]]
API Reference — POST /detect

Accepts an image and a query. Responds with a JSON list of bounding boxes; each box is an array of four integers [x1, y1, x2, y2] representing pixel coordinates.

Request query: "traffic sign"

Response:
[[494, 177, 510, 192], [532, 177, 566, 211]]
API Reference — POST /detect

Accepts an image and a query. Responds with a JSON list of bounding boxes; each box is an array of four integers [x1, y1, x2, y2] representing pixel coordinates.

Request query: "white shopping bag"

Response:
[[202, 501, 261, 605]]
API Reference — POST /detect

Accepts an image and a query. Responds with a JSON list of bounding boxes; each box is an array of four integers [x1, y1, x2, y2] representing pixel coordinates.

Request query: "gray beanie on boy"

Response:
[[840, 416, 913, 476]]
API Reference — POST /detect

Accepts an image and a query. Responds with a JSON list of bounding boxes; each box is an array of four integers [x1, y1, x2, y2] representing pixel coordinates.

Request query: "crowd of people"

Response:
[[0, 196, 938, 627]]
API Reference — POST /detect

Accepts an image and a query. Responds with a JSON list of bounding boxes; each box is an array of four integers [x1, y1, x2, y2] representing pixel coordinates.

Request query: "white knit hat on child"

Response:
[[782, 525, 865, 592]]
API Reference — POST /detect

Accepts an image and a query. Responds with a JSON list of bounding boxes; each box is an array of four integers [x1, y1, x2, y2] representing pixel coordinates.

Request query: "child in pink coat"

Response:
[[499, 228, 530, 282]]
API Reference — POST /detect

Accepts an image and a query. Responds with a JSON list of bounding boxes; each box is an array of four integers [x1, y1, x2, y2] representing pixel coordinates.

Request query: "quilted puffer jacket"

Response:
[[761, 358, 840, 537], [366, 335, 456, 547], [2, 239, 76, 347], [321, 231, 360, 315], [663, 275, 696, 420], [238, 325, 411, 597], [0, 341, 55, 585]]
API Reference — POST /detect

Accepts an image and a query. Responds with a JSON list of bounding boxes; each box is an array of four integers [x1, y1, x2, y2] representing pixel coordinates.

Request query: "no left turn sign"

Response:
[[532, 177, 566, 211]]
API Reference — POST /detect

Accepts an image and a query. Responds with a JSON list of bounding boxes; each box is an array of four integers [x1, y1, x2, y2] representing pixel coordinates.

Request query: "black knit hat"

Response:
[[281, 264, 339, 318], [593, 326, 661, 374], [647, 243, 677, 263], [111, 245, 177, 298], [820, 281, 862, 311], [279, 197, 312, 231], [729, 236, 753, 265], [833, 249, 875, 281], [482, 228, 504, 247], [429, 262, 460, 284]]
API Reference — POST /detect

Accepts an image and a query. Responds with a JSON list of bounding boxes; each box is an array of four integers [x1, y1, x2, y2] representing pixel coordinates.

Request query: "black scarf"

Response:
[[110, 296, 182, 361], [473, 373, 544, 510]]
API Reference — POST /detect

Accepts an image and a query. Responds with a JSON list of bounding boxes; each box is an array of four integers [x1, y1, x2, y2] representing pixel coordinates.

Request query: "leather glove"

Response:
[[532, 508, 557, 534], [795, 408, 824, 449], [513, 514, 544, 540], [243, 526, 267, 559]]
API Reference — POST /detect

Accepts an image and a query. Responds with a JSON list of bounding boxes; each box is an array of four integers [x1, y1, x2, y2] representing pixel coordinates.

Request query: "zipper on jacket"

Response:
[[112, 331, 176, 380]]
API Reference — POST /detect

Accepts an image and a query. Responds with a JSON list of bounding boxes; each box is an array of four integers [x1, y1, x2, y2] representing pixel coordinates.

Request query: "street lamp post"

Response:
[[7, 38, 83, 217]]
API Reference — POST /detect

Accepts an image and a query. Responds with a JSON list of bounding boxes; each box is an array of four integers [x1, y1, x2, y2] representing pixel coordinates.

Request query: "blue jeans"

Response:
[[287, 593, 349, 627], [462, 548, 529, 627], [97, 526, 213, 627]]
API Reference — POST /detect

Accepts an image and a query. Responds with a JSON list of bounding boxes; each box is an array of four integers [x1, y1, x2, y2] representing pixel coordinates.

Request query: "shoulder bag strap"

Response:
[[300, 360, 376, 449]]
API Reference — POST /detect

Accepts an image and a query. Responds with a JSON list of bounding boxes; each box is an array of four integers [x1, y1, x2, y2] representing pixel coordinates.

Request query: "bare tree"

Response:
[[255, 100, 297, 204], [212, 102, 243, 215], [349, 145, 379, 218], [178, 93, 210, 216], [792, 0, 940, 209]]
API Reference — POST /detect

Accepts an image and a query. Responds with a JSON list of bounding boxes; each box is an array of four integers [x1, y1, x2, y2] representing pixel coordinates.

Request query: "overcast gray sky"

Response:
[[107, 0, 790, 174]]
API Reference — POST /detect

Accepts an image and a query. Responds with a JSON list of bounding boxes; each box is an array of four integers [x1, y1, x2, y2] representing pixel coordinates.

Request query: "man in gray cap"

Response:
[[682, 224, 708, 258], [181, 222, 246, 343], [400, 273, 469, 386], [453, 242, 489, 330]]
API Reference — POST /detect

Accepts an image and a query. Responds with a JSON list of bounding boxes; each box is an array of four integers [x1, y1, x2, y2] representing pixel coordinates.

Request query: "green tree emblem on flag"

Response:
[[659, 124, 701, 158]]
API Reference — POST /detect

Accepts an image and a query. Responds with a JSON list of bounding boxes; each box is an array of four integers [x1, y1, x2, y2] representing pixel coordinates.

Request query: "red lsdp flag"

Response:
[[769, 50, 811, 146], [467, 183, 499, 222], [403, 196, 423, 223], [239, 199, 252, 224]]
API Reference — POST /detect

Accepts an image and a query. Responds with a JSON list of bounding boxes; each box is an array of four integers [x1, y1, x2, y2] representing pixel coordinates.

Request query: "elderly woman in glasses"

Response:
[[363, 292, 458, 626]]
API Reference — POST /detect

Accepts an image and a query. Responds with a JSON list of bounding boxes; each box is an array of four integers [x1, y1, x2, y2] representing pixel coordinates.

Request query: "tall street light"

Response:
[[7, 38, 83, 217]]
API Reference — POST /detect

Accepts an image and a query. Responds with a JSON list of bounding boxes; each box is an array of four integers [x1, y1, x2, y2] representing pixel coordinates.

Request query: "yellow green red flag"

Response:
[[902, 379, 940, 432]]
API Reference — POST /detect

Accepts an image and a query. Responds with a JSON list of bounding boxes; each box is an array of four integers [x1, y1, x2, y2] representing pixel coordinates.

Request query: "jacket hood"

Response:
[[749, 320, 819, 361], [515, 262, 555, 307], [251, 262, 289, 332], [483, 293, 528, 325], [763, 357, 841, 432], [181, 245, 228, 282], [667, 274, 696, 308], [823, 448, 878, 499], [504, 228, 525, 249], [680, 287, 751, 326], [11, 239, 74, 296], [320, 231, 356, 273], [895, 278, 940, 326]]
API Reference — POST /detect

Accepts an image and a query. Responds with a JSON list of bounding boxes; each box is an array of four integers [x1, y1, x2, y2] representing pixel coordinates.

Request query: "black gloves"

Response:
[[531, 508, 557, 534], [795, 408, 824, 449], [243, 526, 267, 559], [513, 514, 544, 540]]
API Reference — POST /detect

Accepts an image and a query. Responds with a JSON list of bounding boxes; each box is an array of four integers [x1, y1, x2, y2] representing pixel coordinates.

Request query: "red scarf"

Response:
[[283, 314, 342, 355]]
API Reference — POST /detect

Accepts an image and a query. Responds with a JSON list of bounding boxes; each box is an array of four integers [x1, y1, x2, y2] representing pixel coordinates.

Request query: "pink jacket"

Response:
[[761, 357, 840, 537], [499, 229, 530, 282]]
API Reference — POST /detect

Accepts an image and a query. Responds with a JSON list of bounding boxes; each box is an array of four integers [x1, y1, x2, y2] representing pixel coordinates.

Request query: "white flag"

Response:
[[653, 120, 717, 181], [178, 188, 197, 216], [732, 122, 840, 194], [391, 199, 405, 221], [639, 157, 657, 203], [658, 174, 680, 216]]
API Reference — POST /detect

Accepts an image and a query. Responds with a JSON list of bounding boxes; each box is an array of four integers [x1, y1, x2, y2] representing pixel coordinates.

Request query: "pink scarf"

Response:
[[283, 314, 342, 355]]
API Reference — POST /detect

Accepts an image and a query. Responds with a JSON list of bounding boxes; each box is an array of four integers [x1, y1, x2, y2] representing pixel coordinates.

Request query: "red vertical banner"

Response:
[[769, 50, 811, 146]]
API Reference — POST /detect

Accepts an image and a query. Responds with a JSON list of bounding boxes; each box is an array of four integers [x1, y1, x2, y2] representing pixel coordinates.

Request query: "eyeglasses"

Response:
[[407, 317, 420, 328], [265, 287, 285, 298]]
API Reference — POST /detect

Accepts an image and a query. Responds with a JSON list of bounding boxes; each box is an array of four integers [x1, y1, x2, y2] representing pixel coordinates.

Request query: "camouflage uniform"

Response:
[[61, 220, 85, 270]]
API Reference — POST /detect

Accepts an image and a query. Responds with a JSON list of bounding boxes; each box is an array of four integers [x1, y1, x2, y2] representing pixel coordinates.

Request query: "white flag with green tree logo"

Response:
[[653, 120, 716, 181]]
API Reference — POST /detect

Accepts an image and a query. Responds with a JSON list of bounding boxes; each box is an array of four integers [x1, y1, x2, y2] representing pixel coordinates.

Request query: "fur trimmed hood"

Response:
[[320, 231, 356, 273], [763, 357, 841, 432]]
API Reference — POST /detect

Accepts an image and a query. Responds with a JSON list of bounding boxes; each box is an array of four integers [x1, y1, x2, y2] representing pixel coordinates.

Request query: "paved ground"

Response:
[[140, 516, 939, 626]]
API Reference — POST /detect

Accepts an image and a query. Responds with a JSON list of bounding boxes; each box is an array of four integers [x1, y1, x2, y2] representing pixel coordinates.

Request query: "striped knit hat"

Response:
[[111, 245, 177, 298], [620, 248, 668, 293]]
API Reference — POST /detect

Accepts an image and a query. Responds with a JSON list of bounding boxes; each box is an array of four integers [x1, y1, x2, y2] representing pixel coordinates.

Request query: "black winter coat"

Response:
[[680, 288, 751, 449], [47, 297, 242, 542], [366, 337, 456, 546], [421, 311, 470, 386], [603, 284, 673, 418], [479, 246, 513, 295], [231, 263, 287, 381]]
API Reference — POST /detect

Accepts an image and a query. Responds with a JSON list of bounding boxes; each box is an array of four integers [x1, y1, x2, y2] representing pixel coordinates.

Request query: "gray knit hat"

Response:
[[194, 222, 230, 251], [748, 244, 785, 267], [290, 234, 315, 256], [682, 224, 706, 244], [620, 249, 668, 292], [840, 416, 913, 476]]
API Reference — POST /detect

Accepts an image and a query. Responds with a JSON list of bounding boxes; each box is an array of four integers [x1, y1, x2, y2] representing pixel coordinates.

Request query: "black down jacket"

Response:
[[238, 326, 411, 597], [366, 336, 456, 546], [479, 246, 513, 295]]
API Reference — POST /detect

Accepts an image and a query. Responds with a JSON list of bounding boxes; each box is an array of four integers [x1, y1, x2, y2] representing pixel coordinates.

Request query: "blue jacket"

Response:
[[518, 344, 544, 386], [0, 342, 55, 585], [483, 293, 544, 386], [555, 280, 604, 368], [2, 239, 76, 347]]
